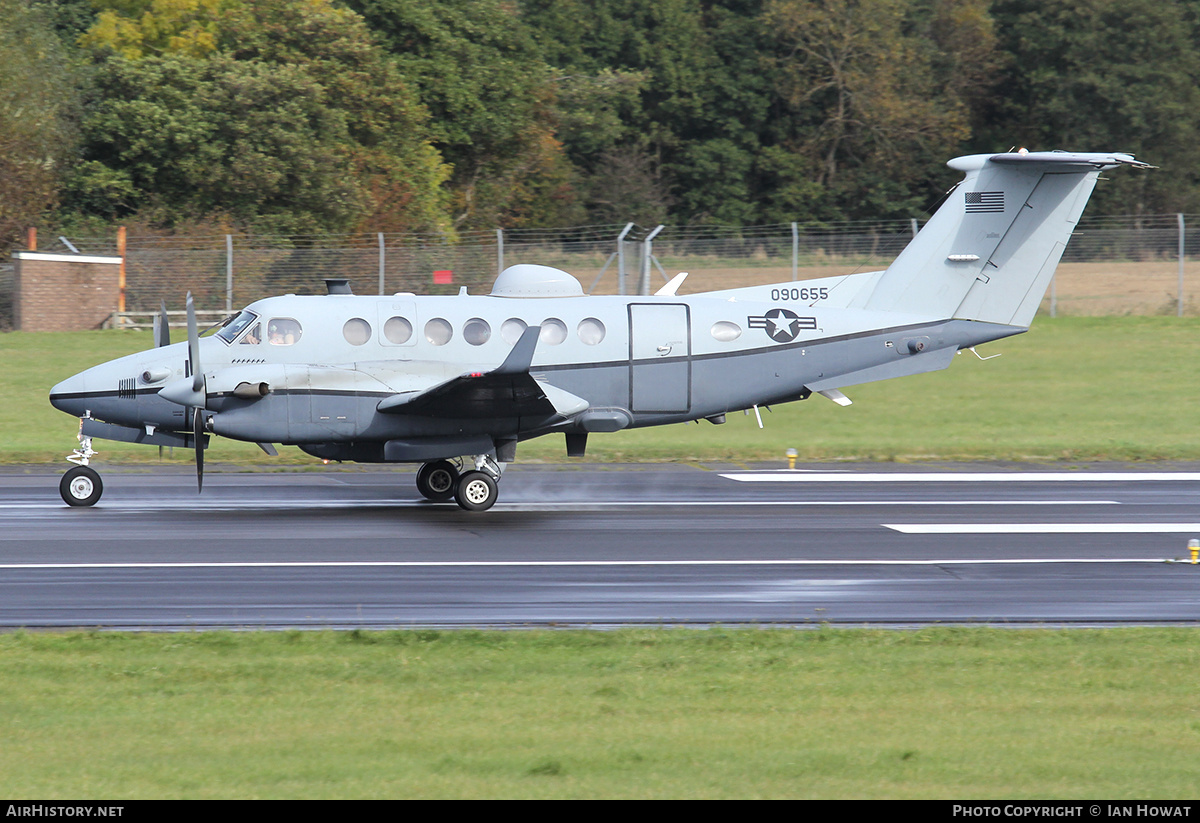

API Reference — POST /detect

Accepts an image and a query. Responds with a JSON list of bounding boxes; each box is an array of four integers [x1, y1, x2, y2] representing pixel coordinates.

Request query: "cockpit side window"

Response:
[[217, 310, 259, 344], [239, 323, 261, 344], [267, 318, 302, 346]]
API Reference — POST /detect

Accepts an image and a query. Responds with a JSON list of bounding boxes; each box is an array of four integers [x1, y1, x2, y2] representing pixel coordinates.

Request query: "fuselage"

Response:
[[49, 273, 1023, 461]]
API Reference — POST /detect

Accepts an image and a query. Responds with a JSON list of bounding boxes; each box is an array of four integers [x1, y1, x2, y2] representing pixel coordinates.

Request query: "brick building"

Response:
[[12, 252, 122, 331]]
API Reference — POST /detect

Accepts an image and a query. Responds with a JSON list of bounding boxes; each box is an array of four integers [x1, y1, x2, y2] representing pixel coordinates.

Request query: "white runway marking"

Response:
[[723, 472, 1200, 483], [887, 523, 1200, 534], [0, 499, 1117, 512], [0, 558, 1180, 570]]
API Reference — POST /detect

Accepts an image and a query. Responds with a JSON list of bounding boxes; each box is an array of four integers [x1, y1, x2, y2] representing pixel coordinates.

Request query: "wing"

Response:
[[376, 326, 588, 419]]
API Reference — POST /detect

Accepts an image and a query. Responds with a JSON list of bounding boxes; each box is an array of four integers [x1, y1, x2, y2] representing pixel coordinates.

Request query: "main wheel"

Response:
[[416, 460, 458, 502], [454, 471, 498, 512], [60, 465, 103, 507]]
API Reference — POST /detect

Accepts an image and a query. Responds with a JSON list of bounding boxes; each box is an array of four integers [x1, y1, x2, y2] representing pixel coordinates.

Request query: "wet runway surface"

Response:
[[2, 463, 1199, 629]]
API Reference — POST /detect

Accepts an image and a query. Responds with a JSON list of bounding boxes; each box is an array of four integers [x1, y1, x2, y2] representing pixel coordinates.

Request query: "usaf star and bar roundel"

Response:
[[748, 308, 817, 343]]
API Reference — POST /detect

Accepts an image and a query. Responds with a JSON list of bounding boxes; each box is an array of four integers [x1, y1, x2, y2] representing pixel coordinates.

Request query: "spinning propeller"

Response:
[[156, 293, 208, 492], [186, 293, 206, 493]]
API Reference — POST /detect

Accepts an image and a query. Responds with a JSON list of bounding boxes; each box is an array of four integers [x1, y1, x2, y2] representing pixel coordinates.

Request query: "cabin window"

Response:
[[540, 318, 567, 345], [463, 318, 491, 346], [343, 318, 372, 346], [425, 318, 453, 346], [217, 310, 258, 344], [711, 321, 742, 342], [267, 318, 302, 346], [577, 317, 605, 345], [384, 316, 413, 345], [239, 323, 261, 345], [500, 318, 527, 345]]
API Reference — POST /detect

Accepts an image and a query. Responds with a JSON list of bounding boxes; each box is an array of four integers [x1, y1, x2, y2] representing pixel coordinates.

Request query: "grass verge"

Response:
[[2, 627, 1198, 799]]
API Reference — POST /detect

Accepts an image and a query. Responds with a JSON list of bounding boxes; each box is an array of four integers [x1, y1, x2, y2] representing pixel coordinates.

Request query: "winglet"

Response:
[[494, 325, 541, 375]]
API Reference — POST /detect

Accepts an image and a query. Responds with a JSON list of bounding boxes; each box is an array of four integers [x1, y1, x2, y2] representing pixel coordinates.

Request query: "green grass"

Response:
[[2, 628, 1199, 799], [4, 316, 1199, 465], [6, 325, 1200, 799]]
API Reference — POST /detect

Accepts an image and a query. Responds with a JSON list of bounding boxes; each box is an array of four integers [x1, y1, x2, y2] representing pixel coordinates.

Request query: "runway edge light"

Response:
[[786, 448, 797, 470], [1189, 539, 1198, 564]]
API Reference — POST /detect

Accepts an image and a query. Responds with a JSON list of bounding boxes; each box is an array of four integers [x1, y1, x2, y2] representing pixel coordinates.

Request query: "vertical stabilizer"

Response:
[[864, 151, 1151, 327]]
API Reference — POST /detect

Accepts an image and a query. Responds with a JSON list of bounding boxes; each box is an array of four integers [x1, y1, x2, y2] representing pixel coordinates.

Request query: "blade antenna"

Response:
[[154, 299, 171, 348]]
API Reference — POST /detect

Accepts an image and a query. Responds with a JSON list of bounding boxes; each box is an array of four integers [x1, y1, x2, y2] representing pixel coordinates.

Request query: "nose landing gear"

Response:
[[61, 464, 103, 507], [61, 426, 103, 506]]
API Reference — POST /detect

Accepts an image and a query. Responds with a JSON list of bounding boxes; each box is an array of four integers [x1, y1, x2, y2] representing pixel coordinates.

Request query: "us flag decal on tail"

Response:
[[965, 191, 1004, 213]]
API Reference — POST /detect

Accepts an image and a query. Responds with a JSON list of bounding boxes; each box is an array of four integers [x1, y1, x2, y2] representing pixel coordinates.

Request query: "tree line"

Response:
[[2, 0, 1197, 249]]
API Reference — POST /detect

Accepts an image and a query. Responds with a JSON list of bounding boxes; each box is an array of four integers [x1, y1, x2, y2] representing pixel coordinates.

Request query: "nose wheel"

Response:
[[61, 465, 103, 507]]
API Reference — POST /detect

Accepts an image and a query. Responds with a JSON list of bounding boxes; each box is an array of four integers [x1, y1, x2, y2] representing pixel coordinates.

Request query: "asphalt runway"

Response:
[[2, 463, 1199, 629]]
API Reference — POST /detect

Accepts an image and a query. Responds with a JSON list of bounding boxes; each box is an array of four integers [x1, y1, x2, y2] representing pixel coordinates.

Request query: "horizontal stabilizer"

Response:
[[951, 151, 1154, 172], [807, 346, 958, 393]]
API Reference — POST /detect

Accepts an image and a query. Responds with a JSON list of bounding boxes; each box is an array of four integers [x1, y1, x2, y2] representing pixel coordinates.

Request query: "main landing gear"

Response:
[[415, 460, 458, 502], [60, 429, 103, 507], [415, 456, 503, 512]]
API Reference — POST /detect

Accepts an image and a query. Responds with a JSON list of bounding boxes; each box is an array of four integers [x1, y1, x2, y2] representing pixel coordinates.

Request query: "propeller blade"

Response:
[[193, 407, 204, 493], [157, 293, 208, 408], [153, 299, 171, 348], [186, 292, 202, 394]]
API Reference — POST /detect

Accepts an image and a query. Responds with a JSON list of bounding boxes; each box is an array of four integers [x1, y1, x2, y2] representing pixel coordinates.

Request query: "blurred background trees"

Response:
[[4, 0, 1199, 247]]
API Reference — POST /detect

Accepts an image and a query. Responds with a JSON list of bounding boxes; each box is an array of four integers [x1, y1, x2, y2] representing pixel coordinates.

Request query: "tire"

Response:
[[60, 465, 103, 507], [416, 460, 458, 502], [454, 471, 498, 512]]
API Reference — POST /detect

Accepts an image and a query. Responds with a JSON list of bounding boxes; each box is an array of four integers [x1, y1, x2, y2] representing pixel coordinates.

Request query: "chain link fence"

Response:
[[5, 214, 1200, 328]]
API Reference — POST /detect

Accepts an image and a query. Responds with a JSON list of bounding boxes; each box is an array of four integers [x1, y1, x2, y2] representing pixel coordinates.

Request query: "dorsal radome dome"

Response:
[[491, 264, 584, 298]]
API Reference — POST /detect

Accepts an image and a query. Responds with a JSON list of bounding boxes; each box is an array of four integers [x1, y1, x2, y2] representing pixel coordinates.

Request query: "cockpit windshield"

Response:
[[216, 310, 259, 344]]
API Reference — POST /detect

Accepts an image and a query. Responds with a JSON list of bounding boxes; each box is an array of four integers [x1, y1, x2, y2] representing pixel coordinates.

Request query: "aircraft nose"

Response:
[[49, 371, 92, 416]]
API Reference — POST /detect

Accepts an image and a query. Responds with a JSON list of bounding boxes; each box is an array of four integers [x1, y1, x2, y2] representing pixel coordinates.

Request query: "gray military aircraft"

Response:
[[49, 150, 1150, 510]]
